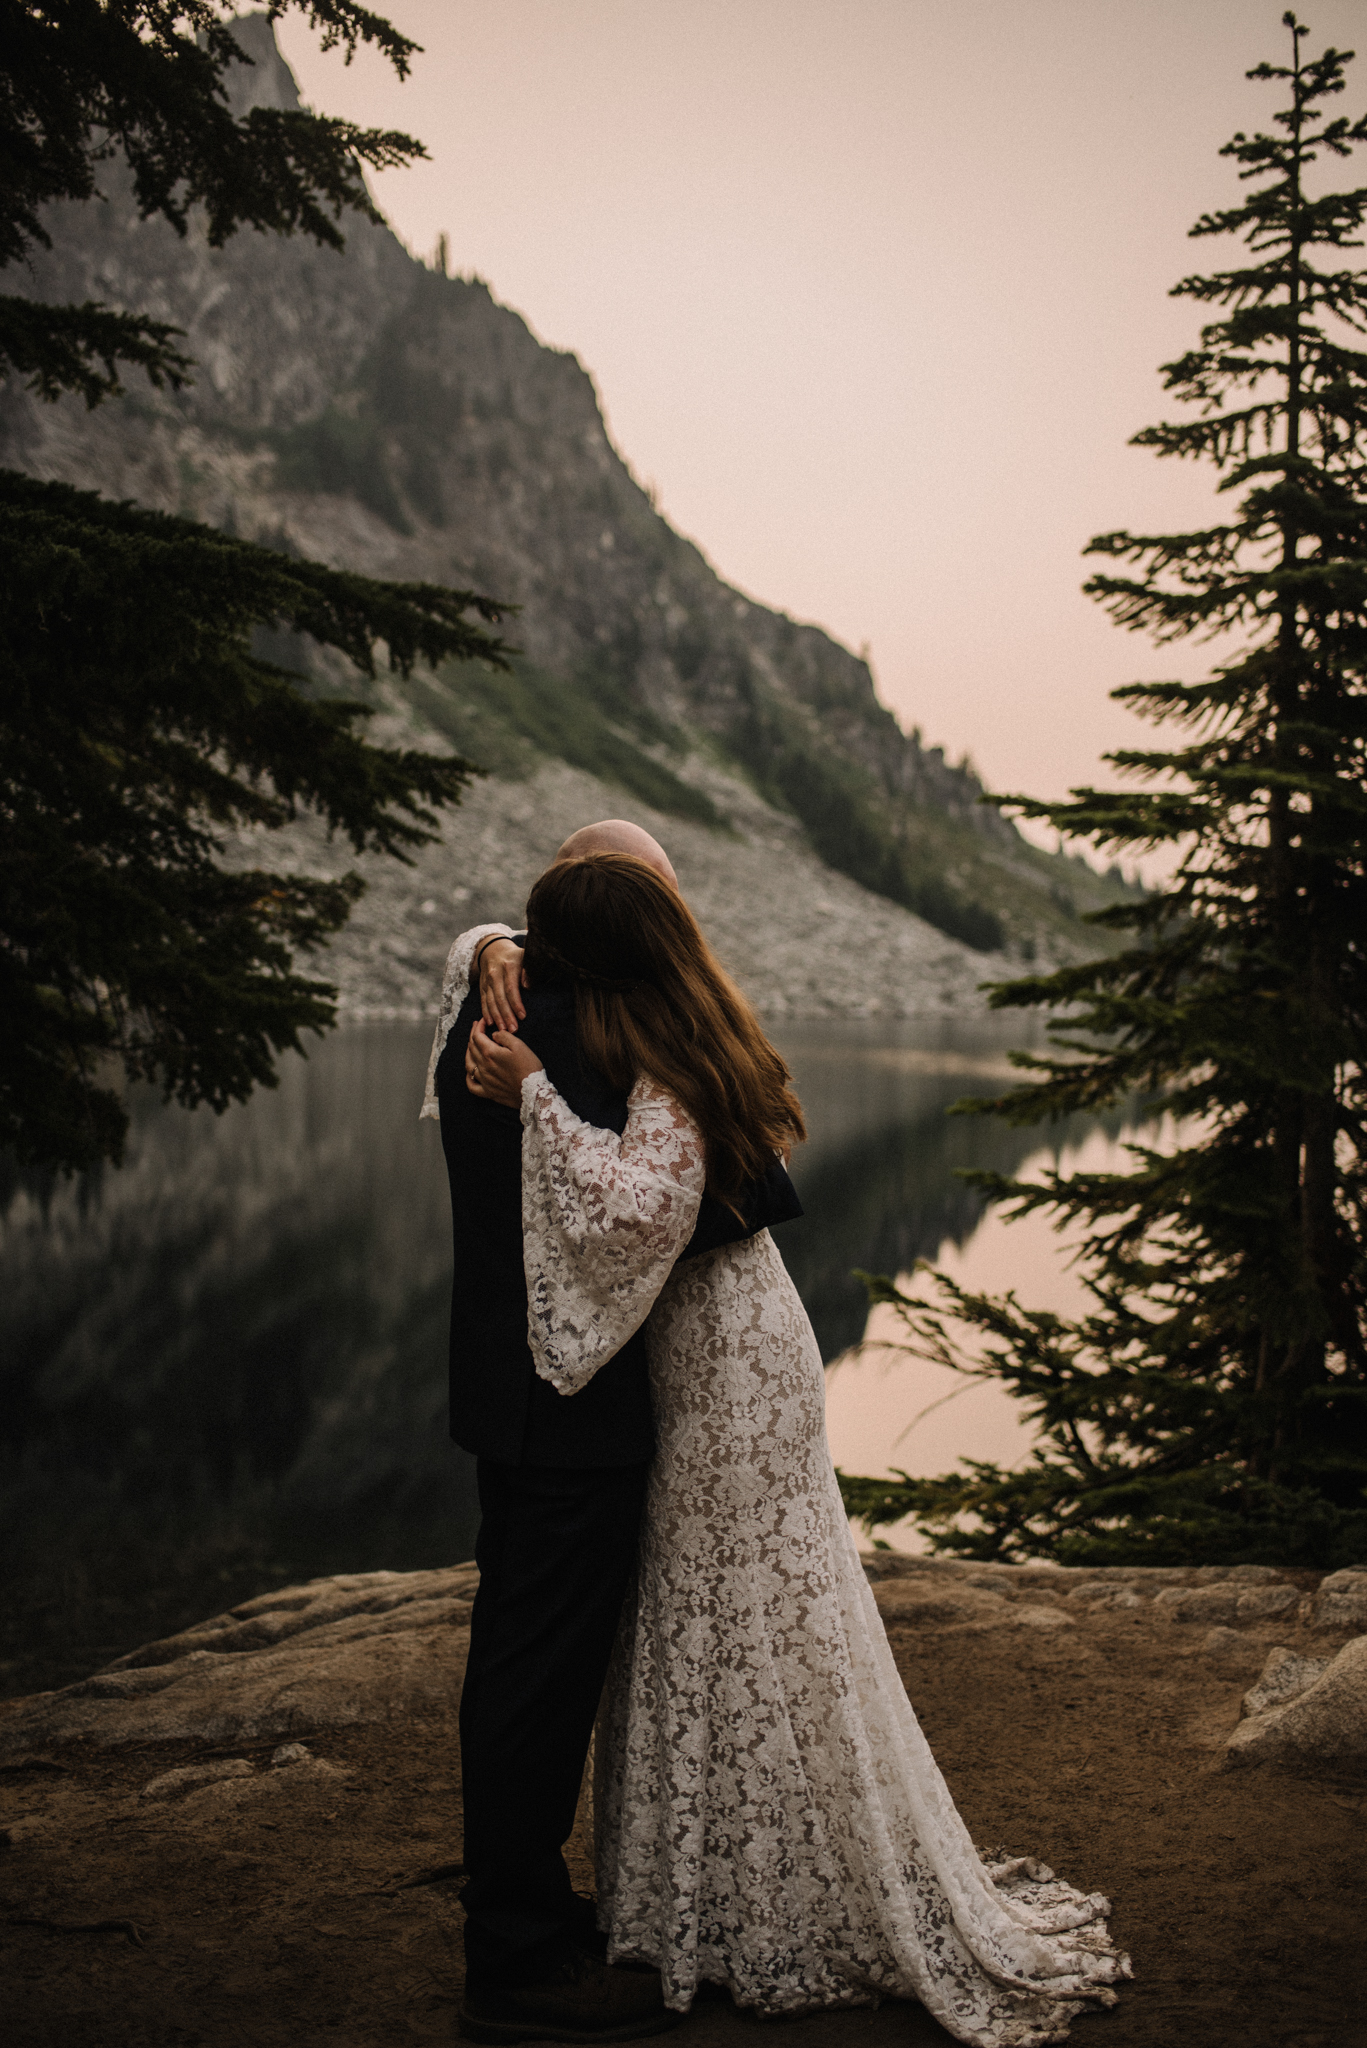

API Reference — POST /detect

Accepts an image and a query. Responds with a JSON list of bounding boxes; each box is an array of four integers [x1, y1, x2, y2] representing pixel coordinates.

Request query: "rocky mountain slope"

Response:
[[1, 12, 1132, 1012]]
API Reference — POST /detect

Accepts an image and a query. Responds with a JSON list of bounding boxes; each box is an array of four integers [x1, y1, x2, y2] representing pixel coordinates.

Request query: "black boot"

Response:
[[460, 1937, 679, 2044]]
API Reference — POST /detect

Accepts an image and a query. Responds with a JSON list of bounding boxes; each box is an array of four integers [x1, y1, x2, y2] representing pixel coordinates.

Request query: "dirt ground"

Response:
[[2, 1603, 1364, 2048]]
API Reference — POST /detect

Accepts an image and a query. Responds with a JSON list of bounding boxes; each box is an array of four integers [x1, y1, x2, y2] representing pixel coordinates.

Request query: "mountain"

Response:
[[0, 12, 1131, 1015]]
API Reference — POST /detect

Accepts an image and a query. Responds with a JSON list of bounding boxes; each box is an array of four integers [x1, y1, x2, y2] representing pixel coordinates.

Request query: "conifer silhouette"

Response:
[[0, 6, 511, 1172], [843, 14, 1367, 1567]]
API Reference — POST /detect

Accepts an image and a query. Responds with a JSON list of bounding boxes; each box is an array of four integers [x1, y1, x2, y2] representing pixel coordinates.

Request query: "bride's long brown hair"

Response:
[[523, 852, 806, 1211]]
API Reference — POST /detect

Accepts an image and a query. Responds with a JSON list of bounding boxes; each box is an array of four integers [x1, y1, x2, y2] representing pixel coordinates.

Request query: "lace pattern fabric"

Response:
[[419, 923, 513, 1121], [520, 1071, 705, 1393], [517, 1071, 1130, 2045]]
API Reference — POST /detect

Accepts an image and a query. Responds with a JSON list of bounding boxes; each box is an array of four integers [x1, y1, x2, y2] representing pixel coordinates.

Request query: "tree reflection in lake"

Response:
[[1, 1025, 464, 1696], [772, 1025, 1131, 1362], [0, 1017, 1126, 1695]]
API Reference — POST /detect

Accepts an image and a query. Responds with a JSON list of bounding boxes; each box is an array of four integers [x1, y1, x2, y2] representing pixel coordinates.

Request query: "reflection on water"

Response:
[[771, 1020, 1128, 1362], [822, 1120, 1148, 1553], [1, 1027, 464, 1696], [0, 1016, 1129, 1694]]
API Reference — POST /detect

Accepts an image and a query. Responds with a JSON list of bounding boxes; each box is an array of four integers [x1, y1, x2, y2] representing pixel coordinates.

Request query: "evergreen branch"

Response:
[[1, 2, 428, 271], [0, 296, 193, 407], [0, 472, 514, 1170], [1133, 407, 1284, 466], [262, 1, 422, 75]]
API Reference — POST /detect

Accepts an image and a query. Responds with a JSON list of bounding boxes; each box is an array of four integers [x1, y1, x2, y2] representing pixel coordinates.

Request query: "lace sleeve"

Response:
[[418, 922, 515, 1121], [520, 1072, 706, 1395]]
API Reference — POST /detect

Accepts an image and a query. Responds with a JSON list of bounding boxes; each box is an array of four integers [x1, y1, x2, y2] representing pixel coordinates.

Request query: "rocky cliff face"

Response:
[[0, 12, 1128, 988]]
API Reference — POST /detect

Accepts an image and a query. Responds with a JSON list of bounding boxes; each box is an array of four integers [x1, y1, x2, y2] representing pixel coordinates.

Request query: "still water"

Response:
[[0, 1018, 1137, 1693]]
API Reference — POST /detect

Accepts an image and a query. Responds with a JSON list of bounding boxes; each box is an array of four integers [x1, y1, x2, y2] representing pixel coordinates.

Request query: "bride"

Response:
[[459, 850, 1130, 2048]]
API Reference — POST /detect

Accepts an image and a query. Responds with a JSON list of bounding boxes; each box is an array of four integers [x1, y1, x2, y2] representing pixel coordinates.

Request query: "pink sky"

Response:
[[277, 0, 1364, 815]]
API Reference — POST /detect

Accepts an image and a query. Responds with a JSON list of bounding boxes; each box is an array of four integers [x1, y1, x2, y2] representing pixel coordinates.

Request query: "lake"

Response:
[[0, 1017, 1141, 1695]]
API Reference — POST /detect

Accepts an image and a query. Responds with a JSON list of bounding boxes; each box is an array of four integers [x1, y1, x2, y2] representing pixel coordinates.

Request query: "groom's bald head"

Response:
[[553, 819, 678, 891]]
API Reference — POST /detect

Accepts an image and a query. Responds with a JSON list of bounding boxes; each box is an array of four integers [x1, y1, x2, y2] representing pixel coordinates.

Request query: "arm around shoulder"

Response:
[[418, 921, 516, 1122]]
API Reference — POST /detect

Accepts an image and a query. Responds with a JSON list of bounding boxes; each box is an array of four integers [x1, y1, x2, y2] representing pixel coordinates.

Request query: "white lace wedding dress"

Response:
[[424, 927, 1130, 2047]]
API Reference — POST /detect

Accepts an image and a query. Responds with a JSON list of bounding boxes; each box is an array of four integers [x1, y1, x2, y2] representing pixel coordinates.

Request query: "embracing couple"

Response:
[[421, 820, 1128, 2048]]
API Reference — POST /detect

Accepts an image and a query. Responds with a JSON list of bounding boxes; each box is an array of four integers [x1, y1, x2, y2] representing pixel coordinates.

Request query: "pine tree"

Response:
[[839, 14, 1367, 1569], [0, 5, 512, 1172], [1, 1, 427, 403]]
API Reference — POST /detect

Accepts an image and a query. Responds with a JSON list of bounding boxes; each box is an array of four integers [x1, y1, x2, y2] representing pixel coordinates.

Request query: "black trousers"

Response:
[[459, 1455, 649, 1984]]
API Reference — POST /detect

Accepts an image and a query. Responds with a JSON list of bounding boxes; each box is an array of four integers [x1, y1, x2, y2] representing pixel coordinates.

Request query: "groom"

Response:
[[435, 819, 799, 2044]]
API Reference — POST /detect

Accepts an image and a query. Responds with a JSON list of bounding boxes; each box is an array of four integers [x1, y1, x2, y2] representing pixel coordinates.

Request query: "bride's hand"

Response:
[[475, 936, 527, 1034], [465, 1018, 545, 1108]]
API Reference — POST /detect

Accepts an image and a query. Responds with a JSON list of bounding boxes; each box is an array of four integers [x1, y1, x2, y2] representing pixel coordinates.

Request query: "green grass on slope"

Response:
[[412, 658, 1133, 958], [895, 806, 1140, 959], [713, 675, 1008, 951], [412, 660, 726, 831]]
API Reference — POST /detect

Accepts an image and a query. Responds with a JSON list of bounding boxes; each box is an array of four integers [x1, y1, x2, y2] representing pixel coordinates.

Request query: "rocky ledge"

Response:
[[2, 1556, 1364, 1799], [0, 1565, 481, 1774], [860, 1553, 1367, 1776]]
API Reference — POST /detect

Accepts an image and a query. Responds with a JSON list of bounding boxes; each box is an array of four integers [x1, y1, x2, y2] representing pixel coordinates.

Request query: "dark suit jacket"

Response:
[[436, 976, 802, 1467]]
